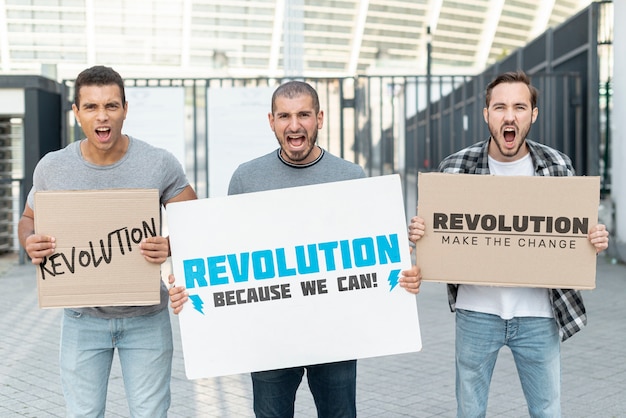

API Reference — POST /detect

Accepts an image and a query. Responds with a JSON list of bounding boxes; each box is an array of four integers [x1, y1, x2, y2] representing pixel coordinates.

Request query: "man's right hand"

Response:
[[24, 234, 56, 265]]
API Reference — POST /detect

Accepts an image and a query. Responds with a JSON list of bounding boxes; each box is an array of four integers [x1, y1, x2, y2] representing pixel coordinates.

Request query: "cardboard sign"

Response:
[[415, 173, 600, 289], [167, 175, 422, 379], [34, 189, 161, 308]]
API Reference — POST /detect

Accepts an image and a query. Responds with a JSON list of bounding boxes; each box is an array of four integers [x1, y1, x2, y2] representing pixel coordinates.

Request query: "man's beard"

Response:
[[489, 123, 530, 158], [280, 130, 318, 163]]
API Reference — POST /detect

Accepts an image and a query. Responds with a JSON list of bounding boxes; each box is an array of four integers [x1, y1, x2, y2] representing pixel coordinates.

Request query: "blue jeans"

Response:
[[251, 360, 357, 418], [59, 308, 173, 418], [455, 309, 561, 418]]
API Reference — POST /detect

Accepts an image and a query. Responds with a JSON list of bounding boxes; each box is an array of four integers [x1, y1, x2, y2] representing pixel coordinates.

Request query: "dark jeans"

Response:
[[251, 360, 357, 418]]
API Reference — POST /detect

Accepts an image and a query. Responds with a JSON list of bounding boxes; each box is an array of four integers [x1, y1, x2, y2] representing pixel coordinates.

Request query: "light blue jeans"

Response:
[[59, 308, 173, 418], [251, 360, 357, 418], [455, 309, 561, 418]]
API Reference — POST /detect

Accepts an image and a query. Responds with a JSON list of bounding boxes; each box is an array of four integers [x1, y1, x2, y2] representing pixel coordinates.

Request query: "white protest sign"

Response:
[[167, 175, 422, 379]]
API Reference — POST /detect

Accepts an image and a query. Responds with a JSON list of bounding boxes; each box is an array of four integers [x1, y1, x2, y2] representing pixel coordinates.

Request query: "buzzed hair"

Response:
[[74, 65, 126, 107], [485, 70, 538, 109], [271, 81, 320, 114]]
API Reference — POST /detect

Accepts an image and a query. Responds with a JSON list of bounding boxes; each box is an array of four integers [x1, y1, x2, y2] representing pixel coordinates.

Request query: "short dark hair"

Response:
[[74, 65, 126, 107], [271, 81, 320, 114], [485, 70, 538, 109]]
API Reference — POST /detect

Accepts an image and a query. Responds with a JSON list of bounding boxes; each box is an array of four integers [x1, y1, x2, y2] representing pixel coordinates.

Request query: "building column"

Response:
[[611, 0, 626, 262]]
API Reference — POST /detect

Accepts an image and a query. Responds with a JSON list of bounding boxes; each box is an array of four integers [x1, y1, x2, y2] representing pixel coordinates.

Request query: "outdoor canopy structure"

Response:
[[0, 0, 594, 79]]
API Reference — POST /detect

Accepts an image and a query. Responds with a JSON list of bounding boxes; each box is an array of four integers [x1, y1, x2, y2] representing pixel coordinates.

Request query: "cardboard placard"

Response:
[[34, 189, 161, 308], [167, 175, 422, 379], [415, 173, 600, 289]]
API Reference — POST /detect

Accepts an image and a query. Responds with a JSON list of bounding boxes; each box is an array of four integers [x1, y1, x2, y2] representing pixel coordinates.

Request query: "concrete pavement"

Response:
[[1, 253, 625, 417]]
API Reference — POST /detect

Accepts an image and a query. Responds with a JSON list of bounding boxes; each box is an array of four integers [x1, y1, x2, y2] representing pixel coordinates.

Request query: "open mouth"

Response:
[[287, 133, 306, 148], [503, 128, 516, 145], [96, 127, 111, 141]]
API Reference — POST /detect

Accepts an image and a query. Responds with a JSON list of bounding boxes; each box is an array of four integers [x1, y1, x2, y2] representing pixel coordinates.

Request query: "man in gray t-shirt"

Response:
[[170, 81, 421, 418], [18, 66, 197, 418]]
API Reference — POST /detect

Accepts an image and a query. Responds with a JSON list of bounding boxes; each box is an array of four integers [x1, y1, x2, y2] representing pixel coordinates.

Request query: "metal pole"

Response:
[[426, 26, 432, 169]]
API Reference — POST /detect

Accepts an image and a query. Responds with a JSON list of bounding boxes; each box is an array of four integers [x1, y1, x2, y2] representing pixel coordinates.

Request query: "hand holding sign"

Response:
[[22, 233, 56, 265], [139, 235, 171, 264]]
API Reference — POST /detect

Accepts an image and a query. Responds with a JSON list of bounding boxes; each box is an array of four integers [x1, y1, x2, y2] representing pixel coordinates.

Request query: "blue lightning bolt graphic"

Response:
[[189, 295, 205, 315], [387, 269, 401, 291]]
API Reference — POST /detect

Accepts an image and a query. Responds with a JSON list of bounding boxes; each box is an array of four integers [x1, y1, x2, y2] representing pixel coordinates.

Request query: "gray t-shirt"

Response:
[[27, 136, 190, 318], [228, 148, 366, 195]]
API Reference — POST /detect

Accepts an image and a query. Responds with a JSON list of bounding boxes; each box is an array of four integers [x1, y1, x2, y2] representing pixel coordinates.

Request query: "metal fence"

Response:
[[62, 71, 590, 220]]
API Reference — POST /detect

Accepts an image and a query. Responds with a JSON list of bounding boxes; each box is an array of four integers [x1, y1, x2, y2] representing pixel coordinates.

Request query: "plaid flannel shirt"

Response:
[[438, 138, 587, 342]]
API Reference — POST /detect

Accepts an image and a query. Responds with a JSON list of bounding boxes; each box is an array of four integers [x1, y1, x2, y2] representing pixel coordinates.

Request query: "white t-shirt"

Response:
[[454, 152, 553, 320]]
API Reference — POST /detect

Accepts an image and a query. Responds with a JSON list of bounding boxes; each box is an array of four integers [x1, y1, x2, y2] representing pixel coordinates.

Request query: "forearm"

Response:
[[17, 215, 35, 248]]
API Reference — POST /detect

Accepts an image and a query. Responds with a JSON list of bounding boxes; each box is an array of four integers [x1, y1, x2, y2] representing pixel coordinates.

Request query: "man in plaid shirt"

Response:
[[408, 71, 609, 418]]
